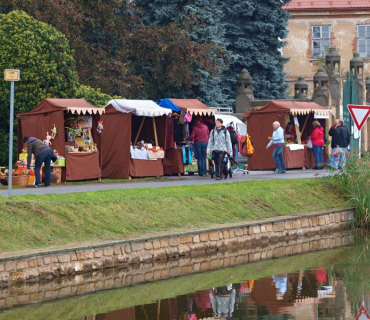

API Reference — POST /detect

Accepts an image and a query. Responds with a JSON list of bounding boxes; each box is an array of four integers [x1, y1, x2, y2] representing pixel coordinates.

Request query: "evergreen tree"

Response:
[[220, 0, 290, 101], [136, 0, 231, 108]]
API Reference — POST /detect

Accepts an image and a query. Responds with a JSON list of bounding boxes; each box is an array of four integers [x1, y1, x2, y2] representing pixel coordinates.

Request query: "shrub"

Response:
[[326, 153, 370, 228]]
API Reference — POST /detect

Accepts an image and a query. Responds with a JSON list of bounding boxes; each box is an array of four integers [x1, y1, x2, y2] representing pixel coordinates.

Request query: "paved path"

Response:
[[0, 169, 331, 197]]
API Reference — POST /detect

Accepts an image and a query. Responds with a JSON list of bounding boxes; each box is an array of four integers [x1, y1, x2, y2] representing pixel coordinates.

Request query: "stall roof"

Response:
[[106, 99, 172, 117], [243, 100, 331, 118], [157, 98, 181, 113], [17, 98, 104, 117], [169, 98, 215, 116]]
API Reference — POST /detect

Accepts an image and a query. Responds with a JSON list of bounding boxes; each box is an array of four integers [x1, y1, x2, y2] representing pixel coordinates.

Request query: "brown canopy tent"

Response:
[[243, 100, 331, 170], [17, 99, 103, 181], [169, 98, 216, 116], [101, 100, 171, 179]]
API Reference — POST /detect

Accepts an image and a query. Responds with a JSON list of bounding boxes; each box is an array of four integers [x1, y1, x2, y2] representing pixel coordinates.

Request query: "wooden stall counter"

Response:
[[283, 145, 305, 169], [163, 149, 184, 176], [65, 152, 101, 181], [129, 159, 164, 177]]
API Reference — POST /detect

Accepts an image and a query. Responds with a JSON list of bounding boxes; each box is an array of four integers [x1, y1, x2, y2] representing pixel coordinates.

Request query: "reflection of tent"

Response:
[[169, 98, 215, 116], [101, 100, 171, 179], [17, 99, 103, 181], [243, 100, 331, 170]]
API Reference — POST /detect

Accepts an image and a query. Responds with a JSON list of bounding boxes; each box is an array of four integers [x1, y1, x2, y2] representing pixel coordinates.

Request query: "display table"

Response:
[[283, 146, 305, 169], [129, 159, 164, 177], [65, 152, 101, 181], [163, 149, 184, 175]]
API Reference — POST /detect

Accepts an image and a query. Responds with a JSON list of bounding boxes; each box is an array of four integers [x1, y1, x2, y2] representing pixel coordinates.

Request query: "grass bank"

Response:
[[0, 178, 347, 254], [326, 152, 370, 228]]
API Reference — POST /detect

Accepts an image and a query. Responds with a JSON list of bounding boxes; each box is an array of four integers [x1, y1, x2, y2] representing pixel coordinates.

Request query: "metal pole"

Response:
[[8, 81, 14, 200]]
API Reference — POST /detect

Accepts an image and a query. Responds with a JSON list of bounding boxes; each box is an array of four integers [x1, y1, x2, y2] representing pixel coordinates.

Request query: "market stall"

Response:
[[159, 98, 215, 175], [101, 99, 171, 179], [17, 99, 103, 182], [243, 100, 331, 170]]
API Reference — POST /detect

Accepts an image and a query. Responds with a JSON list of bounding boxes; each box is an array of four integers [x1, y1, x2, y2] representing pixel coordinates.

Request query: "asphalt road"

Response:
[[0, 169, 330, 197]]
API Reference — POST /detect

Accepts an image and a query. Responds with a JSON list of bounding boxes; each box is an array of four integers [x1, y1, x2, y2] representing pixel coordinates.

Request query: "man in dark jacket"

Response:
[[332, 120, 350, 169], [328, 119, 339, 168], [23, 136, 57, 187]]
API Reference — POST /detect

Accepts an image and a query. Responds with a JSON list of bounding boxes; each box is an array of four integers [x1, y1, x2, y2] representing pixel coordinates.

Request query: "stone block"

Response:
[[285, 221, 292, 230], [102, 257, 114, 268], [4, 261, 15, 272], [300, 218, 309, 228], [143, 242, 153, 250], [38, 266, 53, 279], [209, 231, 219, 241], [91, 259, 104, 270], [24, 269, 39, 281], [140, 251, 153, 262], [253, 226, 261, 234], [200, 262, 209, 271], [292, 220, 301, 229], [229, 230, 235, 238], [57, 254, 71, 263], [70, 252, 77, 261], [153, 249, 167, 260], [260, 225, 266, 233], [272, 247, 285, 258], [170, 267, 180, 277], [311, 218, 318, 227], [265, 223, 273, 232], [160, 239, 169, 248], [180, 266, 193, 274], [273, 222, 285, 232], [193, 235, 200, 243], [165, 247, 179, 259], [16, 260, 29, 270], [113, 246, 122, 255], [318, 217, 326, 226], [178, 245, 191, 256], [169, 237, 180, 247], [43, 255, 58, 265], [131, 242, 144, 252], [180, 236, 192, 244], [9, 271, 26, 283], [27, 259, 37, 268], [76, 251, 94, 260], [222, 230, 230, 239], [199, 233, 209, 242]]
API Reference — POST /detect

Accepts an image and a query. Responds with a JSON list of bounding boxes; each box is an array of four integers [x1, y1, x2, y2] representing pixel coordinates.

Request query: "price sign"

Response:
[[4, 69, 20, 81]]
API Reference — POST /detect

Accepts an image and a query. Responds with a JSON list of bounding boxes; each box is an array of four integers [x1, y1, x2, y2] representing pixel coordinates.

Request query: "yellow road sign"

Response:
[[4, 69, 20, 81]]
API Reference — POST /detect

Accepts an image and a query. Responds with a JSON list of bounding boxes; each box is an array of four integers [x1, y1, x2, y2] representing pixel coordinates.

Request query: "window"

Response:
[[312, 25, 331, 58], [358, 25, 370, 58], [237, 123, 247, 136]]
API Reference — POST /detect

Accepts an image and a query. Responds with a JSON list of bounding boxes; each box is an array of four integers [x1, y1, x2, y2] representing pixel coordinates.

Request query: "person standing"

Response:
[[334, 119, 350, 169], [23, 136, 56, 188], [310, 120, 325, 169], [284, 122, 296, 143], [266, 121, 286, 174], [189, 119, 209, 176], [328, 119, 340, 168], [207, 118, 233, 180]]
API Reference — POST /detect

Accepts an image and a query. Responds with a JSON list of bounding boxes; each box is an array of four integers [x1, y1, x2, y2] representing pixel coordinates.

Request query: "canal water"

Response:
[[0, 231, 369, 320]]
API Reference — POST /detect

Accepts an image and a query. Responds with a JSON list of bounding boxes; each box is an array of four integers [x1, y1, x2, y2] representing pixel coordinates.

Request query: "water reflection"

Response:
[[84, 267, 350, 320]]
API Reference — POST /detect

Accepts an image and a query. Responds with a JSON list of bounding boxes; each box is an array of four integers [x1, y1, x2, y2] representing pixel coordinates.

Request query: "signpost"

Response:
[[356, 306, 370, 320], [347, 104, 370, 131], [4, 69, 20, 200]]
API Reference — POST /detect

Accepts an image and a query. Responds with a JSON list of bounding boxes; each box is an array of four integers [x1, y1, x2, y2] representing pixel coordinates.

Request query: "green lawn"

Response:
[[0, 178, 348, 254]]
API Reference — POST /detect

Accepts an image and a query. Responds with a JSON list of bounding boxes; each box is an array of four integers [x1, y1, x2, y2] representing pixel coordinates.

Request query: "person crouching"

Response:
[[23, 136, 57, 188]]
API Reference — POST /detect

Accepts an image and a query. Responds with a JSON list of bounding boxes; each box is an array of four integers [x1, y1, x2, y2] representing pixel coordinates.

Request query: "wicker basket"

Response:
[[5, 175, 30, 186]]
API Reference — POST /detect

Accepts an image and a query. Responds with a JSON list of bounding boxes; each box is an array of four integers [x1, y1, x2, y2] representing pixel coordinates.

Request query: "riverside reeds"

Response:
[[327, 152, 370, 228]]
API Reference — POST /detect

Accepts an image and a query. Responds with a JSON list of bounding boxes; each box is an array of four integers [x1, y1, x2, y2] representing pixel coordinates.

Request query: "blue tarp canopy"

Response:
[[157, 98, 181, 113]]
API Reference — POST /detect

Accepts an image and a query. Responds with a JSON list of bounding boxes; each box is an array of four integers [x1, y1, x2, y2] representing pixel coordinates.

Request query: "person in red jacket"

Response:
[[189, 119, 210, 176], [310, 120, 325, 169]]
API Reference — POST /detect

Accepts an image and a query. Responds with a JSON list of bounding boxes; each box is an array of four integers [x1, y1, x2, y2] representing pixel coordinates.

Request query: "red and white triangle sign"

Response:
[[356, 306, 370, 320], [348, 104, 370, 131]]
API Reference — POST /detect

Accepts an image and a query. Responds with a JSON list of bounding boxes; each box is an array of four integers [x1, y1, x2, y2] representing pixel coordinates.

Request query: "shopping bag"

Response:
[[307, 138, 313, 149]]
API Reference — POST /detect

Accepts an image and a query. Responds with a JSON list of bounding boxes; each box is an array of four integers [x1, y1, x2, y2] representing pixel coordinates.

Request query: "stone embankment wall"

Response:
[[0, 209, 354, 286], [0, 230, 354, 311]]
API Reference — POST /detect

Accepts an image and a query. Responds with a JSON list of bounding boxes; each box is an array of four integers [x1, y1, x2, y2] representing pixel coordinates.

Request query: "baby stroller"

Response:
[[210, 151, 233, 179]]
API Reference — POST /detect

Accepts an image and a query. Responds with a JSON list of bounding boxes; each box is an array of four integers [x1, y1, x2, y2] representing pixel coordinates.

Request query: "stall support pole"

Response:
[[152, 117, 158, 146], [8, 81, 15, 200], [134, 117, 146, 145], [300, 114, 310, 138]]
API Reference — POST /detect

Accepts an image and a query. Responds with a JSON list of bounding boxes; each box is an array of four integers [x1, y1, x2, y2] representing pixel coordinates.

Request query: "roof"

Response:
[[17, 98, 104, 117], [283, 0, 370, 11], [157, 98, 181, 113], [106, 99, 172, 117], [169, 98, 215, 116], [243, 100, 331, 118]]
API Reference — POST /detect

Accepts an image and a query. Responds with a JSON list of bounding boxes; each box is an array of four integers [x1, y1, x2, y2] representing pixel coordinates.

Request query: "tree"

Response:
[[136, 0, 231, 108], [0, 10, 111, 165], [220, 0, 290, 100]]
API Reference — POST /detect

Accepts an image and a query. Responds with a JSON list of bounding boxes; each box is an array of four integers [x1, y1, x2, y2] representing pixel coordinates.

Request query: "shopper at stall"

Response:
[[207, 118, 233, 180], [266, 121, 286, 174], [284, 122, 296, 143], [310, 120, 325, 169], [189, 119, 209, 176], [23, 136, 57, 188], [333, 119, 350, 169], [328, 119, 340, 168]]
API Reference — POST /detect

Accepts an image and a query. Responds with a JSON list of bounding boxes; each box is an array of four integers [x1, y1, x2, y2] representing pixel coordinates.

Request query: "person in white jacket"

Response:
[[266, 121, 286, 174]]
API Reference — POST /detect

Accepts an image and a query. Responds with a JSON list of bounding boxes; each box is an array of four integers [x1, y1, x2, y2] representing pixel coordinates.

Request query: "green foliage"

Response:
[[0, 179, 347, 253], [0, 10, 80, 165], [326, 153, 370, 228], [75, 85, 112, 107]]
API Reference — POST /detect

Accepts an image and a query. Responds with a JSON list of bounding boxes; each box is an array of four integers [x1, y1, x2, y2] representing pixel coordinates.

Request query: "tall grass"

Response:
[[326, 152, 370, 228]]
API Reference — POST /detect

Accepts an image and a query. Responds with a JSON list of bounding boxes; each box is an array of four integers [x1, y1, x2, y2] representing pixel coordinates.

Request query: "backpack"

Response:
[[227, 127, 238, 145]]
